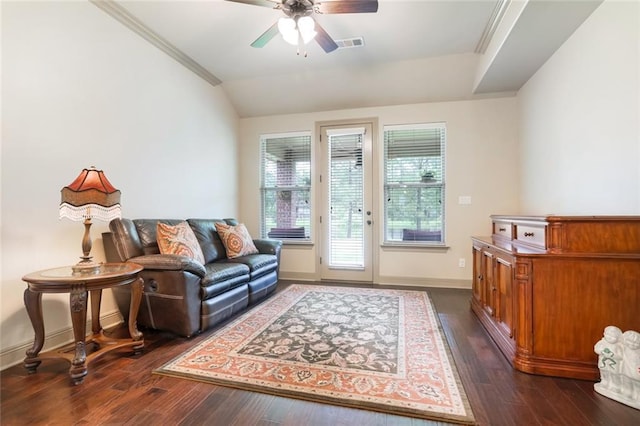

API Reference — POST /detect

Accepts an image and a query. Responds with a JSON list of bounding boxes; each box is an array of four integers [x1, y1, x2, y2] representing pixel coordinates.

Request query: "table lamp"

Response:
[[59, 166, 121, 273]]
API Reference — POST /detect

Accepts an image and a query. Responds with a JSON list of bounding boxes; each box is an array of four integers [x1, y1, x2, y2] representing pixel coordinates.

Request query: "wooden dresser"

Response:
[[471, 215, 640, 380]]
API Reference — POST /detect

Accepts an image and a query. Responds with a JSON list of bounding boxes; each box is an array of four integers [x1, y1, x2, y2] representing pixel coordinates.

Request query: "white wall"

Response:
[[517, 0, 639, 214], [239, 97, 520, 286], [1, 1, 239, 369]]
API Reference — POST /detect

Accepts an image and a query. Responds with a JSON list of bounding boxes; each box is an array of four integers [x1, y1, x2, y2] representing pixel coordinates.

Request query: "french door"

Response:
[[318, 121, 374, 282]]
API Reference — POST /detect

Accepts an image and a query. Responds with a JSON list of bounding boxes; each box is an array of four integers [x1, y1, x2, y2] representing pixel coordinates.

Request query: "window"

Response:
[[260, 132, 312, 242], [383, 123, 446, 245]]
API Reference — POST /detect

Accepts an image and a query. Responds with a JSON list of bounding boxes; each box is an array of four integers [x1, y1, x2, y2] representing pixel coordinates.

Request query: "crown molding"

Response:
[[90, 0, 222, 86], [475, 0, 509, 54]]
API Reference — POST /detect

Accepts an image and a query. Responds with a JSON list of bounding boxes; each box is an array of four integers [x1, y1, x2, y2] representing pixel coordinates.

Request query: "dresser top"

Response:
[[491, 215, 640, 224], [483, 215, 640, 255]]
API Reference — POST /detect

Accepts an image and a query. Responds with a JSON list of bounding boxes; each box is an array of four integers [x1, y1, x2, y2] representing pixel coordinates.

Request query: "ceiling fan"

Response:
[[226, 0, 379, 53]]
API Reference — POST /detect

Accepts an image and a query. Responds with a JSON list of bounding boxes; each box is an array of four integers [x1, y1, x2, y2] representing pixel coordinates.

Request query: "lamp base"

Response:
[[72, 259, 101, 275]]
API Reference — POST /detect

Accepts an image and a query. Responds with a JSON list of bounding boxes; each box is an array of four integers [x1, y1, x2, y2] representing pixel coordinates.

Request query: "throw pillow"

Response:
[[156, 221, 205, 264], [214, 222, 258, 259]]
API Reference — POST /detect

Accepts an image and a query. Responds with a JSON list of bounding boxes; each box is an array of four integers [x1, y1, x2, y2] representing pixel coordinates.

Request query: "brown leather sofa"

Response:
[[103, 218, 282, 337]]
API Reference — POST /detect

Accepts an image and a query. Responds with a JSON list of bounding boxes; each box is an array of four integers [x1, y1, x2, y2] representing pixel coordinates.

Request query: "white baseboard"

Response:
[[0, 310, 124, 371], [279, 272, 471, 290], [278, 271, 318, 281], [377, 276, 472, 289]]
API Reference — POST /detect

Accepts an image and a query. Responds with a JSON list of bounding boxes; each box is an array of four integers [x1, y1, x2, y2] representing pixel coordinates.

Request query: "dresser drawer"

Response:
[[492, 221, 512, 239], [514, 224, 546, 248]]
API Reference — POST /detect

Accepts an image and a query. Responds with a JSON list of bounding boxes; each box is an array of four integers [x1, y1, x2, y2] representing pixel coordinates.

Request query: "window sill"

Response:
[[381, 242, 450, 252], [280, 240, 314, 247]]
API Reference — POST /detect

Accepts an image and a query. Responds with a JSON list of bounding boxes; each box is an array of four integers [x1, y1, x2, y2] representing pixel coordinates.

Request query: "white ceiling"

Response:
[[103, 0, 603, 117]]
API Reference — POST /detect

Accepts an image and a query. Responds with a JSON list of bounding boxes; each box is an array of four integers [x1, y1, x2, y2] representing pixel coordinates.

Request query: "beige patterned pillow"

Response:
[[156, 221, 205, 264], [214, 222, 258, 259]]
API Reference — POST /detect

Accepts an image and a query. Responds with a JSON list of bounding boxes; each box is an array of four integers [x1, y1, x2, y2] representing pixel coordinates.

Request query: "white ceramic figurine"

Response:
[[594, 326, 640, 410]]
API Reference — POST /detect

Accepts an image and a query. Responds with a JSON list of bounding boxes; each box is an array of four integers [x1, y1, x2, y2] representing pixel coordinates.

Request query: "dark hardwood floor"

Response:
[[2, 281, 639, 425]]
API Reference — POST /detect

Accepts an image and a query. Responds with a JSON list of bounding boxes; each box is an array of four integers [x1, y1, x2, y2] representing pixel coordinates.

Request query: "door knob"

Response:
[[367, 220, 372, 225]]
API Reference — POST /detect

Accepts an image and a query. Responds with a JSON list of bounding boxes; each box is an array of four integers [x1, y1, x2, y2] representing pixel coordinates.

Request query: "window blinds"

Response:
[[383, 123, 446, 244], [328, 131, 364, 267]]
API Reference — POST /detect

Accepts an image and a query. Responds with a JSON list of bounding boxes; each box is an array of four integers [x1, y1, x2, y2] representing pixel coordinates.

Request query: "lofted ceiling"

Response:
[[96, 0, 603, 118]]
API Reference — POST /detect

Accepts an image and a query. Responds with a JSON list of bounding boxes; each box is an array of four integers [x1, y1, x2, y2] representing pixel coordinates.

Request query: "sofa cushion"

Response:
[[108, 218, 144, 260], [201, 284, 249, 331], [214, 222, 259, 259], [226, 254, 277, 280], [267, 227, 306, 239], [402, 228, 442, 242], [200, 262, 250, 299], [157, 221, 206, 264], [187, 219, 227, 264]]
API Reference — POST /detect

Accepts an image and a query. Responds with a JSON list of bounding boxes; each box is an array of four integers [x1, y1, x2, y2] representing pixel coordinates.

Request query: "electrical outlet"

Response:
[[458, 258, 466, 268]]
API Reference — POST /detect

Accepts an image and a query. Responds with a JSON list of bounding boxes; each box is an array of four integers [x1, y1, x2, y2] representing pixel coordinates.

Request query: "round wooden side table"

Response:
[[22, 262, 144, 385]]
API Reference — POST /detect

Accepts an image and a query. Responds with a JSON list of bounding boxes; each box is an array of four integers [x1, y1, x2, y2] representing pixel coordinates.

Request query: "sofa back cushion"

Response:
[[134, 219, 184, 255], [187, 219, 228, 263], [109, 218, 144, 261], [224, 218, 239, 226]]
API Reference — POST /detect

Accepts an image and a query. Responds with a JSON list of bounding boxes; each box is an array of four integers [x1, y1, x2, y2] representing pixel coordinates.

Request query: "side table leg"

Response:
[[128, 277, 144, 352], [90, 289, 102, 335], [23, 288, 44, 373], [69, 284, 88, 385]]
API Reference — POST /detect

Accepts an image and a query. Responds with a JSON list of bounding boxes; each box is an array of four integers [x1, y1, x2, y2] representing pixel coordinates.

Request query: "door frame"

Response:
[[314, 118, 379, 283]]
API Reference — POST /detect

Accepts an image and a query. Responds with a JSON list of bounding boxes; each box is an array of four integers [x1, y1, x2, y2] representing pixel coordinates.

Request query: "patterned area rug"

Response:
[[153, 284, 475, 424]]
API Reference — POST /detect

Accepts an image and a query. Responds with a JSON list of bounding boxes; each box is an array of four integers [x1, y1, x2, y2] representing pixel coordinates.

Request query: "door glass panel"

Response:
[[328, 131, 364, 269]]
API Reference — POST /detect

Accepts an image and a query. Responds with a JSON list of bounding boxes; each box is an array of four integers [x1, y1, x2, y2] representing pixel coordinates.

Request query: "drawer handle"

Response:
[[524, 232, 535, 237], [498, 227, 506, 232]]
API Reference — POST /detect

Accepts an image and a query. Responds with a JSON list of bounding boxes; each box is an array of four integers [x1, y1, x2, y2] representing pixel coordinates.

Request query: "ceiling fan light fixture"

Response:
[[278, 17, 298, 45], [230, 0, 378, 54], [297, 16, 317, 45]]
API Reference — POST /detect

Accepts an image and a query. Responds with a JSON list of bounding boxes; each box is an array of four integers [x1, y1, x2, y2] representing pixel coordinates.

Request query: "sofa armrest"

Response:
[[127, 254, 206, 278], [253, 239, 283, 257]]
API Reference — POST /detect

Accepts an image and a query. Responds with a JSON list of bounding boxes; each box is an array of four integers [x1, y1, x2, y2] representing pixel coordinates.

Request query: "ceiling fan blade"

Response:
[[315, 0, 378, 14], [226, 0, 280, 9], [251, 22, 280, 48], [314, 21, 338, 53]]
